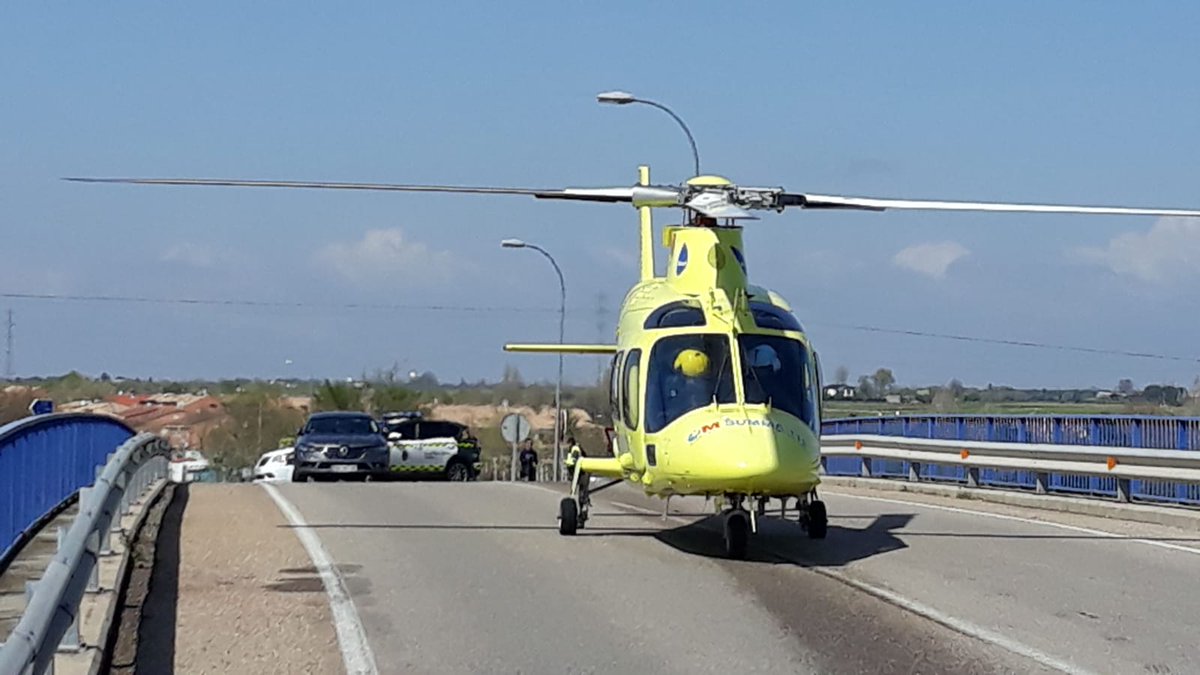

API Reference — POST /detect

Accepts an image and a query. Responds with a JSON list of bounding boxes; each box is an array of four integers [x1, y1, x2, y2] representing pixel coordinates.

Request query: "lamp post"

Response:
[[597, 90, 700, 178], [502, 238, 566, 481]]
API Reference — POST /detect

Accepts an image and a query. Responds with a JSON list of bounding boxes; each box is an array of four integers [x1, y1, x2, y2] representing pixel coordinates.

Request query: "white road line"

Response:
[[806, 564, 1095, 675], [611, 501, 659, 515], [517, 482, 569, 498], [824, 490, 1200, 556], [262, 483, 378, 675]]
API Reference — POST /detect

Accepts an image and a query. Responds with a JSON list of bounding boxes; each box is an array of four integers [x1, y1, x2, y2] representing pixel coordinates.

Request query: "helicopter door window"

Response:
[[738, 334, 817, 429], [813, 351, 824, 427], [621, 349, 642, 431], [645, 334, 735, 434], [609, 351, 624, 426]]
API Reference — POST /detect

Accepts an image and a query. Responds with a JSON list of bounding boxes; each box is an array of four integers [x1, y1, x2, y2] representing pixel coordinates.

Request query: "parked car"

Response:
[[292, 411, 390, 482], [380, 412, 481, 481], [169, 449, 211, 484], [252, 447, 295, 482]]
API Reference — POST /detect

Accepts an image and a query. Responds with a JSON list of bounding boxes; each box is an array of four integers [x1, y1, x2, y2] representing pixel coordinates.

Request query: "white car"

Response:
[[382, 416, 480, 481], [253, 447, 296, 482]]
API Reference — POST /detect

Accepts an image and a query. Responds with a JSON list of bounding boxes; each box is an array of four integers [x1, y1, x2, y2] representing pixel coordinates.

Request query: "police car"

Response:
[[380, 412, 481, 481]]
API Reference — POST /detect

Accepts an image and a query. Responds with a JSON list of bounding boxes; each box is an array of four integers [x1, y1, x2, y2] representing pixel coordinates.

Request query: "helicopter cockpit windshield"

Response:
[[739, 335, 818, 430], [643, 333, 819, 434], [645, 334, 735, 433]]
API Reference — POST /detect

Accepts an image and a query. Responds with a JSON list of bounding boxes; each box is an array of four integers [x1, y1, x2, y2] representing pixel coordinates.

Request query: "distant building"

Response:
[[66, 393, 227, 448], [823, 384, 856, 400]]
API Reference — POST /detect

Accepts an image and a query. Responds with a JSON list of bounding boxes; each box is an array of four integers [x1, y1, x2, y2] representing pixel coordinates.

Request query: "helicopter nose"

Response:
[[672, 410, 820, 488]]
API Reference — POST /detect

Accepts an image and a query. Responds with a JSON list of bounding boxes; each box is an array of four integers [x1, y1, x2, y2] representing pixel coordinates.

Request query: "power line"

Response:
[[0, 292, 559, 314], [4, 289, 1196, 365], [813, 322, 1200, 365]]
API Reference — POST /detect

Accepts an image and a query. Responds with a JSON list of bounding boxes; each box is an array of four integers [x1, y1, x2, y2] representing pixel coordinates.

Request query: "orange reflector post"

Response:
[[1107, 457, 1118, 470]]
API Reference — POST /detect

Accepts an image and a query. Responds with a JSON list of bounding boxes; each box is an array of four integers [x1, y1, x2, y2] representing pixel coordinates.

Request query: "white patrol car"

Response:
[[382, 414, 481, 481]]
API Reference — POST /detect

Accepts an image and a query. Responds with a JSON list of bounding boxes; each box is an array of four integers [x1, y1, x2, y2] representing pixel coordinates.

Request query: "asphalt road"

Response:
[[269, 479, 1199, 674]]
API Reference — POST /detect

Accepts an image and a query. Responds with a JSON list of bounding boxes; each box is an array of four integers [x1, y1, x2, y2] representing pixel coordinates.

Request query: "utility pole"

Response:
[[594, 292, 609, 384], [5, 309, 13, 379]]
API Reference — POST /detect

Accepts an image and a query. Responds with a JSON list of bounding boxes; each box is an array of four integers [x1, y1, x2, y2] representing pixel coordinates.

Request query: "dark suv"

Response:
[[292, 411, 390, 482]]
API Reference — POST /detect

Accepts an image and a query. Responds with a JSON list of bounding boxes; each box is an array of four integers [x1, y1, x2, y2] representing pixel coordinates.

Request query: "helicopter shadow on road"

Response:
[[652, 512, 915, 567]]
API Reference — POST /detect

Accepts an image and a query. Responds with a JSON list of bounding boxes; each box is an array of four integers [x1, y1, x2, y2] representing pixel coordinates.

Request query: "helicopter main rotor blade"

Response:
[[62, 177, 639, 203], [782, 192, 1200, 217]]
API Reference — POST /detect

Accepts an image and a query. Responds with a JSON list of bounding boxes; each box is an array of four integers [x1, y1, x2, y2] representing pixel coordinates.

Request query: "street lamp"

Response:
[[597, 90, 700, 178], [501, 238, 566, 481]]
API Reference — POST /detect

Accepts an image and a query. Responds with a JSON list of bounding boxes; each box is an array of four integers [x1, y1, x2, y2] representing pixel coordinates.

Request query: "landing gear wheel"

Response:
[[723, 510, 749, 559], [558, 497, 579, 536], [807, 500, 828, 540]]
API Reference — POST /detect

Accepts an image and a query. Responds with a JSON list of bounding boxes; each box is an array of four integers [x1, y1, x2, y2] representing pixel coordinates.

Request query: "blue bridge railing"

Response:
[[821, 415, 1200, 506], [0, 413, 135, 564]]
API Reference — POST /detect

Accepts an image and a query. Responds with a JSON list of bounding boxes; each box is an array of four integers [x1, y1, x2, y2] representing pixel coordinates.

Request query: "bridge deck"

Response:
[[157, 481, 1200, 674]]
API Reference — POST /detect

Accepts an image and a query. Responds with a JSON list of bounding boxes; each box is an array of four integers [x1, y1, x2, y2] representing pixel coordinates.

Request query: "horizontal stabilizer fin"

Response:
[[576, 457, 625, 478], [504, 343, 617, 355]]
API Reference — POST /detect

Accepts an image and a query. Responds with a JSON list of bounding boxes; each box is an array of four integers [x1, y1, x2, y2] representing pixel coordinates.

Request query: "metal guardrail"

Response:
[[821, 415, 1200, 505], [0, 433, 169, 675], [0, 413, 135, 563], [821, 435, 1200, 503], [821, 414, 1200, 451]]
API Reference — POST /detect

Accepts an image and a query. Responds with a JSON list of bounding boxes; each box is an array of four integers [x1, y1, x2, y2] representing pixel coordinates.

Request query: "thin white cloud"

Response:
[[316, 228, 461, 286], [595, 246, 637, 270], [161, 242, 219, 268], [1072, 217, 1200, 284], [892, 241, 970, 280]]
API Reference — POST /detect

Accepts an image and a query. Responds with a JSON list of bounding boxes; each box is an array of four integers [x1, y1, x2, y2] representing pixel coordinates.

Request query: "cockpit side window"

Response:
[[644, 301, 706, 329], [621, 349, 642, 431], [608, 351, 624, 427], [749, 302, 803, 332], [644, 334, 735, 433], [738, 334, 818, 430]]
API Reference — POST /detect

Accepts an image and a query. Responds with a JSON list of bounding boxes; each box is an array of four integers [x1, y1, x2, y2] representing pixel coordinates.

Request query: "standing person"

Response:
[[519, 439, 539, 481]]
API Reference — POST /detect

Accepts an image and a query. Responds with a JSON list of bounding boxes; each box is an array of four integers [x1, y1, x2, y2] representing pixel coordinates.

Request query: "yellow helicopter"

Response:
[[67, 93, 1200, 558]]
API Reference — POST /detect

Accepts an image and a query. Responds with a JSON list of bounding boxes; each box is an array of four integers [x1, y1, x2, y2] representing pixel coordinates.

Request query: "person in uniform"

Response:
[[564, 436, 586, 482]]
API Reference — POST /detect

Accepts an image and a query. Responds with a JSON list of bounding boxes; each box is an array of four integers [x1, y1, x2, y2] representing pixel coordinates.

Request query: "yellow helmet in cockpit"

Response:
[[673, 348, 711, 377]]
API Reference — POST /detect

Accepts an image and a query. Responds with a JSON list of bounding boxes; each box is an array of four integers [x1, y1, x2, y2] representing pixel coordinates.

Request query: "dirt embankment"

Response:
[[427, 403, 596, 431]]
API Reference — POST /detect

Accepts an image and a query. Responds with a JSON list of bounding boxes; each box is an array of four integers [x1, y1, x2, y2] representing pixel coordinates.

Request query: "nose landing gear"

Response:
[[798, 491, 828, 539], [718, 490, 828, 559], [723, 508, 749, 559]]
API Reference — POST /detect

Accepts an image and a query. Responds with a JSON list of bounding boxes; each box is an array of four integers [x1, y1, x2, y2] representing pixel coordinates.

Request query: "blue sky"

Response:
[[2, 3, 1199, 389]]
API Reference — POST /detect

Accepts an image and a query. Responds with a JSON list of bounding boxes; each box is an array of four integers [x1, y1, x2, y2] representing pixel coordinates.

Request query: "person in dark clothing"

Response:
[[518, 440, 539, 481]]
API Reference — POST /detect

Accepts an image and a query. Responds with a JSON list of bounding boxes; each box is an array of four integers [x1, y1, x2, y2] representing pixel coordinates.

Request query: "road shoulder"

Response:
[[170, 484, 341, 674]]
